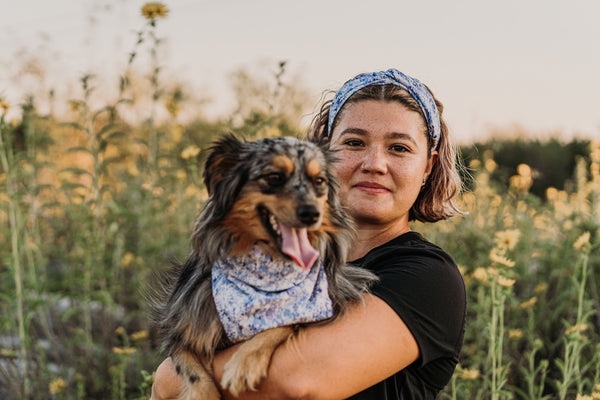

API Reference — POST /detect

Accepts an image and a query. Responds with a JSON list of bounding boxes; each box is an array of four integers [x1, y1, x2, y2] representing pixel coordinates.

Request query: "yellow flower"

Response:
[[533, 283, 548, 294], [176, 169, 187, 181], [69, 100, 81, 113], [165, 96, 181, 117], [131, 330, 149, 341], [484, 158, 497, 173], [114, 326, 126, 336], [127, 162, 140, 177], [509, 329, 523, 339], [141, 2, 169, 20], [458, 368, 480, 380], [0, 98, 10, 115], [546, 186, 559, 201], [489, 248, 516, 268], [490, 195, 502, 208], [566, 323, 588, 336], [181, 145, 201, 160], [184, 183, 202, 199], [497, 275, 516, 287], [472, 267, 489, 283], [49, 377, 66, 395], [510, 174, 533, 194], [517, 163, 532, 177], [121, 252, 134, 268], [460, 192, 475, 208], [494, 229, 521, 251], [573, 232, 591, 250], [469, 159, 481, 169], [113, 346, 137, 355], [170, 123, 184, 143], [520, 296, 538, 310]]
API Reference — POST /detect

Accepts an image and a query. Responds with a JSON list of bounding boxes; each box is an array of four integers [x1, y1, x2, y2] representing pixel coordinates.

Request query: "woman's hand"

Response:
[[150, 357, 183, 400]]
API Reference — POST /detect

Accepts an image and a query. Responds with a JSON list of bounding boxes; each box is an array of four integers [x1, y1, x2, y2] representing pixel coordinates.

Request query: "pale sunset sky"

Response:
[[1, 0, 599, 143]]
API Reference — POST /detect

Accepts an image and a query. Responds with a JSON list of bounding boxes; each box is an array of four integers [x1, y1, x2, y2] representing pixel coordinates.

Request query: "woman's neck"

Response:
[[348, 222, 410, 261]]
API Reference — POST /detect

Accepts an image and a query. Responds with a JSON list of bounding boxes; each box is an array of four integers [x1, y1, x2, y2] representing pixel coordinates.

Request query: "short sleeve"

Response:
[[362, 236, 466, 368]]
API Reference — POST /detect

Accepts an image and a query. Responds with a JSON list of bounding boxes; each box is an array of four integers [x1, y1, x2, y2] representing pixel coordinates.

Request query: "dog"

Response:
[[154, 133, 378, 399]]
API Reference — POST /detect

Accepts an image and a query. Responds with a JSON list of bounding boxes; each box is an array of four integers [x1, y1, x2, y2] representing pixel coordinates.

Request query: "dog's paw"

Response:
[[221, 346, 272, 396]]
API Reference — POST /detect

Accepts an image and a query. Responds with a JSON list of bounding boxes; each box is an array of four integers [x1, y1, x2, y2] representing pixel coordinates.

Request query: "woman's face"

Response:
[[329, 100, 437, 229]]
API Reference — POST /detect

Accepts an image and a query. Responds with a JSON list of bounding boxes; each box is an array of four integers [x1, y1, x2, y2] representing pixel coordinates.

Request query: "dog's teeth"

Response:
[[269, 214, 277, 228]]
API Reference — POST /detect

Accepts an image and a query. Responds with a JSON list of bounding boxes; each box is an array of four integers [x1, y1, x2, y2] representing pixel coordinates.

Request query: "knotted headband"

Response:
[[327, 68, 441, 151]]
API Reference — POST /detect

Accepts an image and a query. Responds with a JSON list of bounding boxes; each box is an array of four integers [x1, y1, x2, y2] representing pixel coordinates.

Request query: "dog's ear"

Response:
[[203, 133, 245, 195], [202, 133, 252, 221]]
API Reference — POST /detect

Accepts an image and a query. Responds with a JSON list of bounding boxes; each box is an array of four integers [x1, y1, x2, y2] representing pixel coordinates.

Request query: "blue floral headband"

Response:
[[327, 68, 441, 151]]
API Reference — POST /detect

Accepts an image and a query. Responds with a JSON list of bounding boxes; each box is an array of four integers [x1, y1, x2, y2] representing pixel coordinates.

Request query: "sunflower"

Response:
[[141, 2, 169, 20]]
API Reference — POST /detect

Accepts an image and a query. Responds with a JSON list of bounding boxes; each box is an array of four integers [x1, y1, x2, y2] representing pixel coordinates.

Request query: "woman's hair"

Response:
[[308, 83, 465, 223]]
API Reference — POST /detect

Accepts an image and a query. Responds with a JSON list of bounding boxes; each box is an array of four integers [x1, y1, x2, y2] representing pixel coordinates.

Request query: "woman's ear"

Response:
[[424, 150, 439, 180]]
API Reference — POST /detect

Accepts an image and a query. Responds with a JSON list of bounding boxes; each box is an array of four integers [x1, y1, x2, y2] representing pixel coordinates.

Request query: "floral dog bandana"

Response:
[[327, 68, 441, 151], [212, 246, 333, 343]]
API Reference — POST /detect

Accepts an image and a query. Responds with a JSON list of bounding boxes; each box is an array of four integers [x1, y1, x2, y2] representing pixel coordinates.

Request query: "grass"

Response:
[[1, 3, 599, 399]]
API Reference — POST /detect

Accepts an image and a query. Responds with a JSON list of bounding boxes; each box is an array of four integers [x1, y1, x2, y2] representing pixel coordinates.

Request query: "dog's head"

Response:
[[192, 133, 352, 270]]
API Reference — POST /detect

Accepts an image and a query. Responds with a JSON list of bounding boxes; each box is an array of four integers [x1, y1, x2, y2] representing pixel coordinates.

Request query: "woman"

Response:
[[152, 68, 466, 399]]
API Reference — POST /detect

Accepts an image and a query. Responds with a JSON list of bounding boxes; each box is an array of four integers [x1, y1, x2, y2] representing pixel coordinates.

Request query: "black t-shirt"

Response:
[[347, 231, 466, 400]]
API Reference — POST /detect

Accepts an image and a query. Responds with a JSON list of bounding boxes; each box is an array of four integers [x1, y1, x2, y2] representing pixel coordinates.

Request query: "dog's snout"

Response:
[[297, 205, 320, 226]]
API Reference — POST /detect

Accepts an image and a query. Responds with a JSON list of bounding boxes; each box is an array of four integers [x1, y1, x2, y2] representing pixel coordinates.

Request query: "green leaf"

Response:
[[60, 121, 86, 132], [104, 131, 127, 142], [67, 146, 94, 156], [93, 106, 116, 122], [96, 123, 117, 139], [60, 182, 88, 191], [101, 157, 121, 171], [61, 167, 92, 177]]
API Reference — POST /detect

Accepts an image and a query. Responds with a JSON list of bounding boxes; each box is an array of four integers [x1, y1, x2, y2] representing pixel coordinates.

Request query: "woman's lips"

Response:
[[354, 181, 389, 193]]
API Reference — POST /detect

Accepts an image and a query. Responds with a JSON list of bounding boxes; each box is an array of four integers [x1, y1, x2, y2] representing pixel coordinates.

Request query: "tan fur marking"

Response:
[[306, 158, 322, 178], [272, 155, 294, 174], [316, 204, 340, 234]]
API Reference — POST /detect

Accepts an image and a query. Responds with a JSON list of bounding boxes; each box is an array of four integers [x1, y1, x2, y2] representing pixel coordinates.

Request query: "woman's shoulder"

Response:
[[357, 231, 457, 273], [356, 230, 465, 312]]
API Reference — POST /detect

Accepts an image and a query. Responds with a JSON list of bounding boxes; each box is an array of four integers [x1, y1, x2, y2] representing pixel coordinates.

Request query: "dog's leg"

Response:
[[173, 351, 221, 400], [221, 326, 294, 396]]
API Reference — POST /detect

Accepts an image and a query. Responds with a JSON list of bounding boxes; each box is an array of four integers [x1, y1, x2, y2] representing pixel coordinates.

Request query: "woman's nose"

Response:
[[360, 146, 387, 174]]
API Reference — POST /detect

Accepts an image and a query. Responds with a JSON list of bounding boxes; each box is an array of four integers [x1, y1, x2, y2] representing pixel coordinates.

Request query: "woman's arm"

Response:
[[152, 293, 419, 400], [150, 357, 183, 400]]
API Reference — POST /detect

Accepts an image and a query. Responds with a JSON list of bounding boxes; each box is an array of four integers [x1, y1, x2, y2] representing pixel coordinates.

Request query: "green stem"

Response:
[[0, 119, 29, 398]]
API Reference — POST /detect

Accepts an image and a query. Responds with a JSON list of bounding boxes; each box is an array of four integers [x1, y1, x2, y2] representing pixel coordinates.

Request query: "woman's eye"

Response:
[[343, 139, 363, 147], [391, 144, 409, 153]]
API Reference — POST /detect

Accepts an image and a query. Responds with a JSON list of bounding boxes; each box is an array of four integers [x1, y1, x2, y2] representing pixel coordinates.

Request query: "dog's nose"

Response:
[[297, 205, 320, 225]]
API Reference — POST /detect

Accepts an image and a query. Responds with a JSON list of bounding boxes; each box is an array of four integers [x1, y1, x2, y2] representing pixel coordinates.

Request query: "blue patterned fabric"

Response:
[[327, 68, 441, 151], [212, 246, 333, 343]]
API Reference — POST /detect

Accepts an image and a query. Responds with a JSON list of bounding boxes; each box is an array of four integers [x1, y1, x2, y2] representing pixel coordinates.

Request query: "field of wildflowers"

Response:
[[1, 3, 599, 399]]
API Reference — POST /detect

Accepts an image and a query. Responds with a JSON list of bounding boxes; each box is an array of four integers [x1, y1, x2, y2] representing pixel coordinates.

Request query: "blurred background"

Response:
[[1, 1, 599, 399], [2, 0, 599, 142]]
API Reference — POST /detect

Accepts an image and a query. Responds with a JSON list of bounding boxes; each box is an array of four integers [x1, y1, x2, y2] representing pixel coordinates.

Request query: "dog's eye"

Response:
[[265, 172, 285, 186], [313, 177, 326, 187]]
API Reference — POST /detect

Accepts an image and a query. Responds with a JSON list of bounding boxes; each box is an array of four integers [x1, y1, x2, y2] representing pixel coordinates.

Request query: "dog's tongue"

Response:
[[279, 224, 319, 270]]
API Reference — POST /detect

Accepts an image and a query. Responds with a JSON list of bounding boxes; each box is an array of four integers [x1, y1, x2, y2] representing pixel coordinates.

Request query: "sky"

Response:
[[1, 0, 599, 144]]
